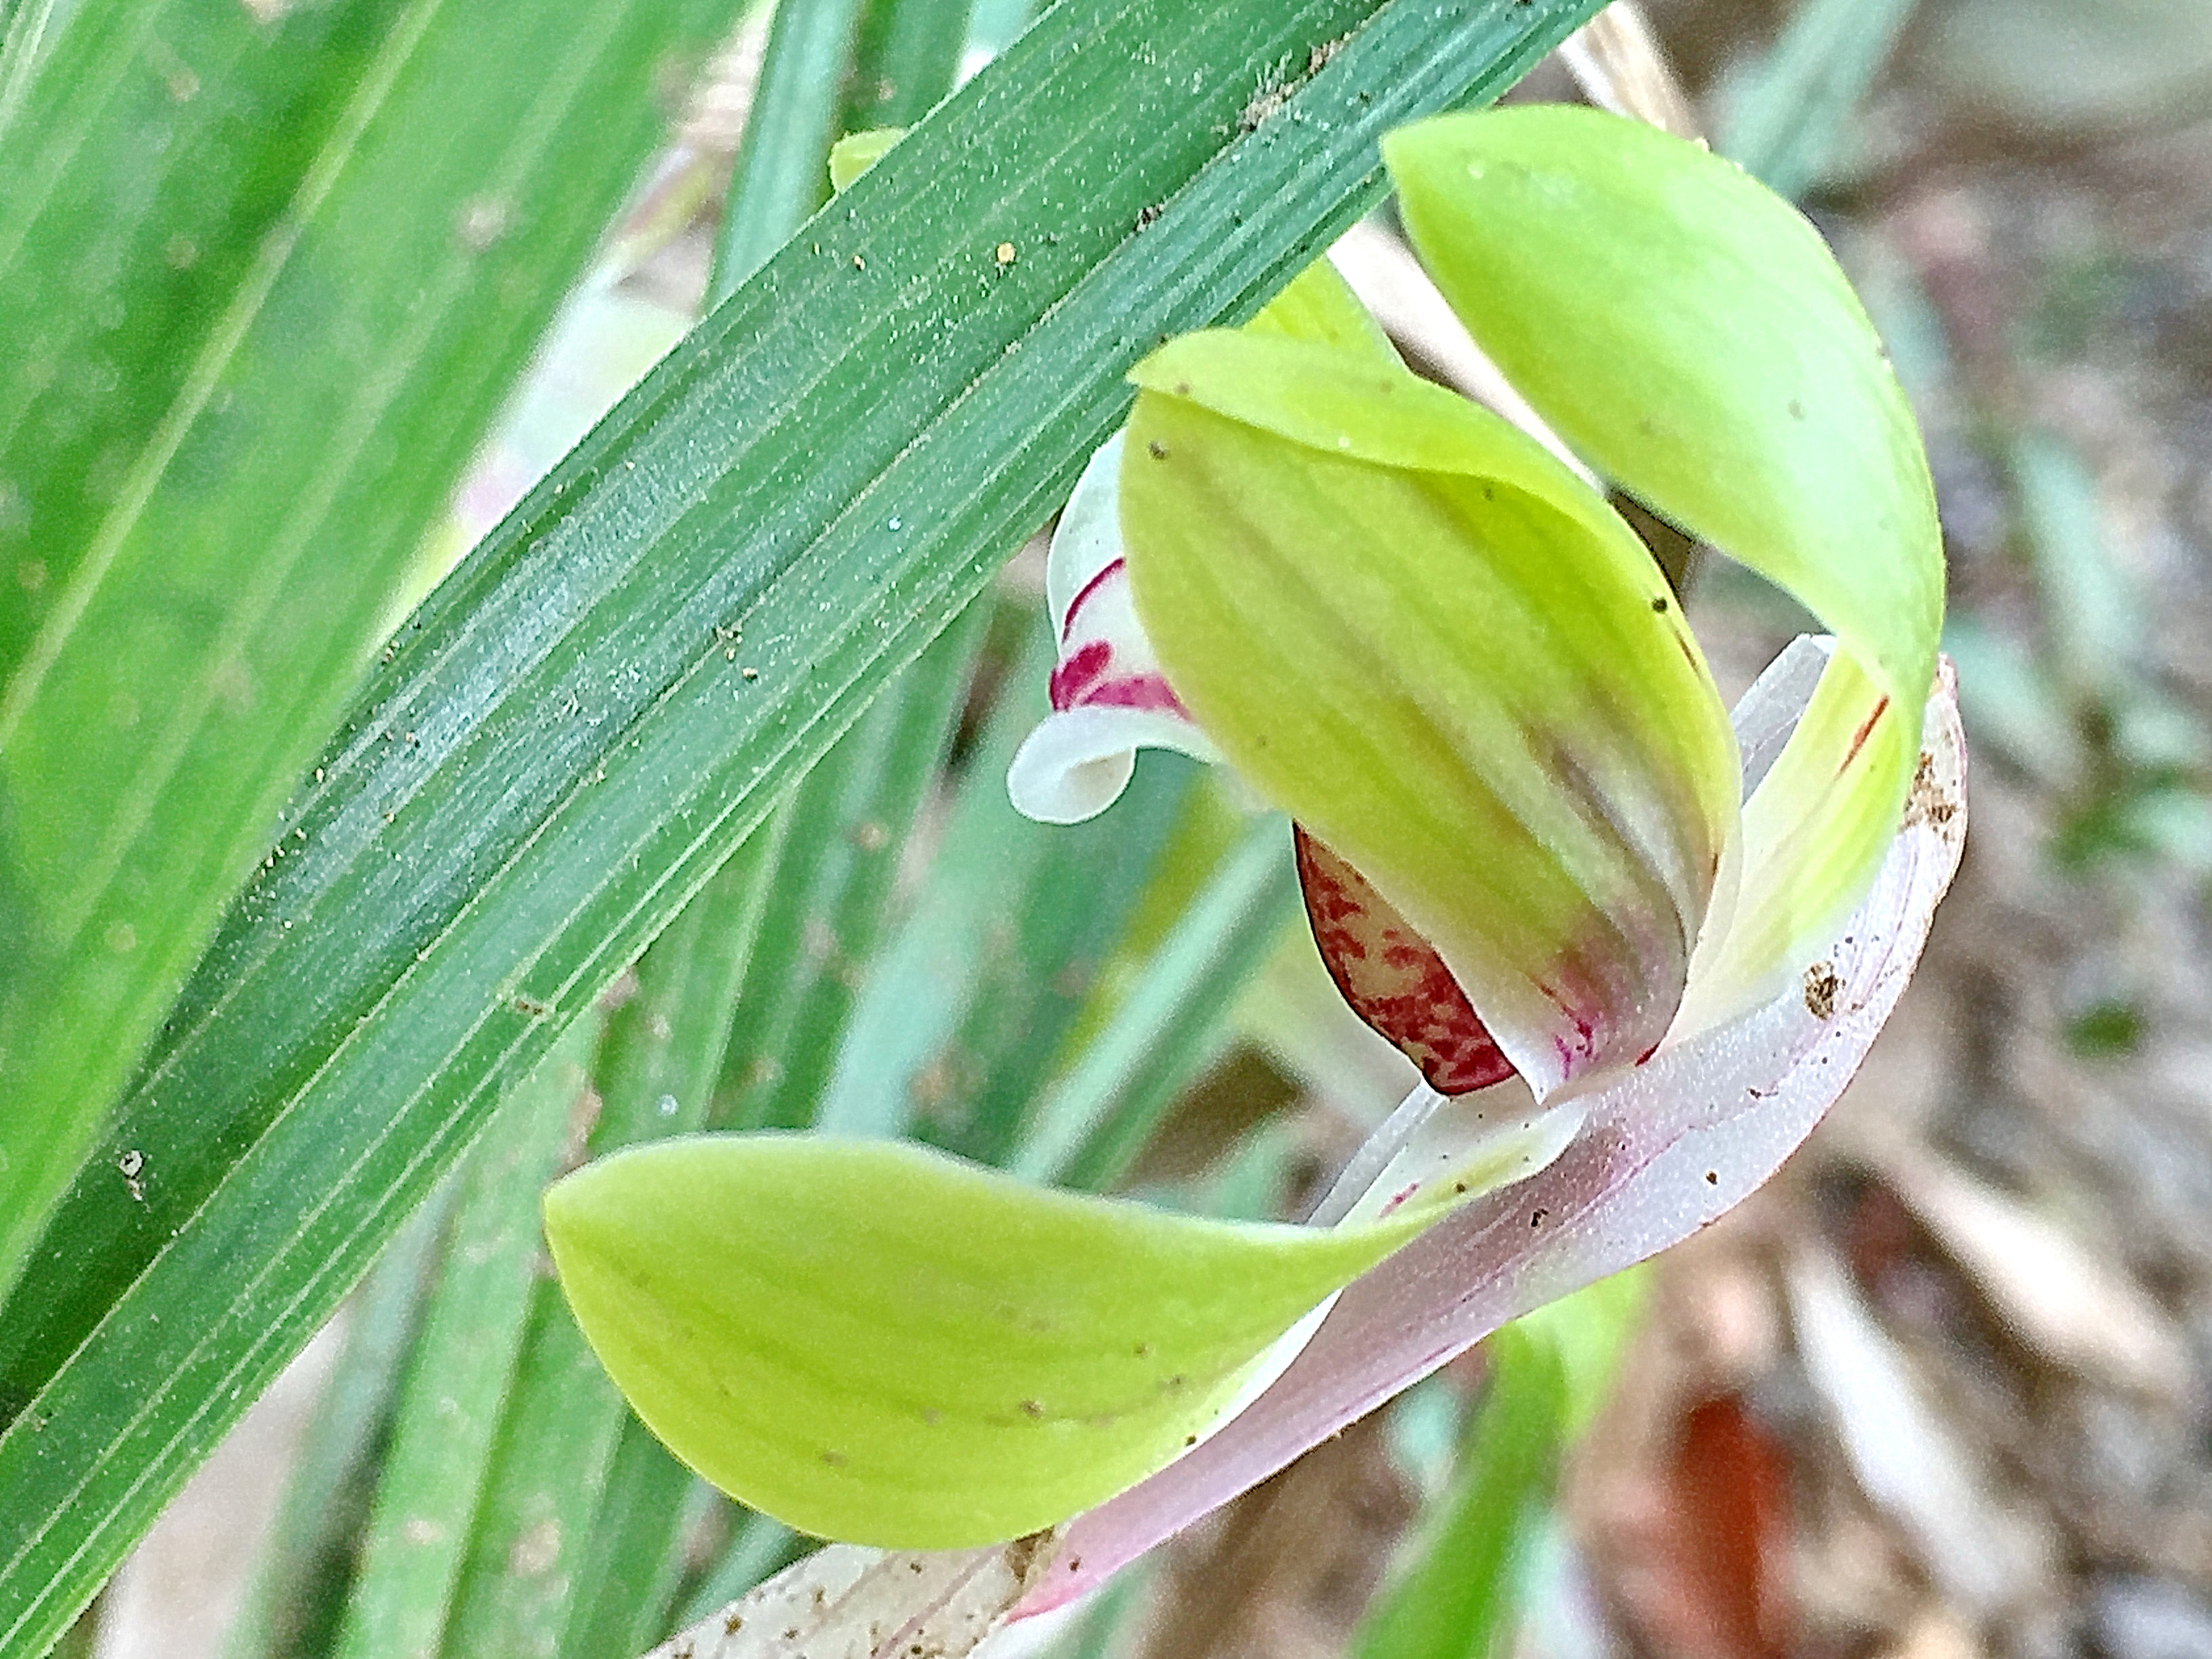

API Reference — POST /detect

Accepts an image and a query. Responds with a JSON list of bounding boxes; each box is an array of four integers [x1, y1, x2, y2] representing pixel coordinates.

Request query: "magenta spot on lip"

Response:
[[1059, 556, 1127, 643], [1535, 979, 1605, 1082], [1049, 639, 1112, 710], [1080, 674, 1189, 714], [1050, 640, 1193, 717], [1295, 828, 1515, 1096]]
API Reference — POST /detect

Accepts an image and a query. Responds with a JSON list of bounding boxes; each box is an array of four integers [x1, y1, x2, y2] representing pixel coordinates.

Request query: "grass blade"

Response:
[[1016, 814, 1300, 1191], [1351, 1329, 1567, 1659], [825, 626, 1197, 1160], [1719, 0, 1919, 199], [714, 0, 870, 298], [329, 1019, 600, 1659], [842, 0, 972, 130], [219, 1188, 455, 1659], [0, 0, 754, 1295], [714, 607, 989, 1130]]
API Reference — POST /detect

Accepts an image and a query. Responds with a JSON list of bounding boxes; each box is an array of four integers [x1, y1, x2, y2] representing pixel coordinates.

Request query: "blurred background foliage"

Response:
[[11, 0, 2212, 1654]]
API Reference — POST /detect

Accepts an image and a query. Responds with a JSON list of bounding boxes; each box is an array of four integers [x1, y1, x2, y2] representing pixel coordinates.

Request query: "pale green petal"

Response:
[[1385, 105, 1944, 997], [1677, 644, 1919, 1032], [1385, 106, 1942, 706], [829, 126, 905, 192], [1247, 254, 1401, 363], [1123, 330, 1738, 1096], [544, 1134, 1433, 1549]]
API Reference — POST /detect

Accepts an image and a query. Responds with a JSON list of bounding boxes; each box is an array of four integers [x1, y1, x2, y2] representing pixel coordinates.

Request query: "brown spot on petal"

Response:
[[1294, 827, 1515, 1094], [1803, 961, 1840, 1021], [1902, 747, 1960, 830], [1841, 695, 1891, 774]]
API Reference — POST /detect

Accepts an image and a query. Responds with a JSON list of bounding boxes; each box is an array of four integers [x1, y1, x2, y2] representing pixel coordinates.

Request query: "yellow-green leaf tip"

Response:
[[544, 1134, 1420, 1547]]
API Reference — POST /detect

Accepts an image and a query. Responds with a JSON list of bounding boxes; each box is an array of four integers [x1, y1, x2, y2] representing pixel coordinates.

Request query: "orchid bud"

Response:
[[1018, 104, 1946, 1095], [546, 104, 1963, 1572]]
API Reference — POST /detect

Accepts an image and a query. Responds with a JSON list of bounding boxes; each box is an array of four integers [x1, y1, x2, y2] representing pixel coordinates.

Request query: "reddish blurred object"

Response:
[[1605, 1393, 1795, 1659]]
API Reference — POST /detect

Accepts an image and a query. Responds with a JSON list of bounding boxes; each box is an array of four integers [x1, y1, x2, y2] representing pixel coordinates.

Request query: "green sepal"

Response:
[[1384, 105, 1942, 710], [1247, 255, 1401, 363], [828, 126, 905, 192], [1122, 330, 1738, 1093], [544, 1134, 1432, 1549], [1385, 105, 1945, 998]]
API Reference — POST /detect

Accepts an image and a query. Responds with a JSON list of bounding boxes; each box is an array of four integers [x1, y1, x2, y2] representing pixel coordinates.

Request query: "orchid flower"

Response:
[[544, 105, 1965, 1657]]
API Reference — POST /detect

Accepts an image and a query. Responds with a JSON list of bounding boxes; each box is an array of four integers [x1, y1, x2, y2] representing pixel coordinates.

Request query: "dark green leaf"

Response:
[[714, 0, 871, 300], [841, 0, 970, 131], [220, 1187, 454, 1659], [0, 0, 749, 1295], [556, 1426, 709, 1659]]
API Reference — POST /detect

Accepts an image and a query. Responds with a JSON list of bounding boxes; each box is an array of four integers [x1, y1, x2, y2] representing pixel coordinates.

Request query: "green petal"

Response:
[[544, 1134, 1431, 1549], [828, 126, 905, 192], [1680, 643, 1918, 1028], [1246, 255, 1401, 363], [1385, 105, 1945, 994], [1122, 330, 1738, 1095]]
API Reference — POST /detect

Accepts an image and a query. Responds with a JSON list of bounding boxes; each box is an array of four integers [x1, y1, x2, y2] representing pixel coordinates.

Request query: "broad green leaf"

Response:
[[1122, 331, 1737, 1094], [1385, 104, 1944, 997], [0, 0, 751, 1296], [0, 3, 1610, 1646], [0, 0, 404, 678], [544, 1134, 1431, 1548], [247, 22, 885, 1642]]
